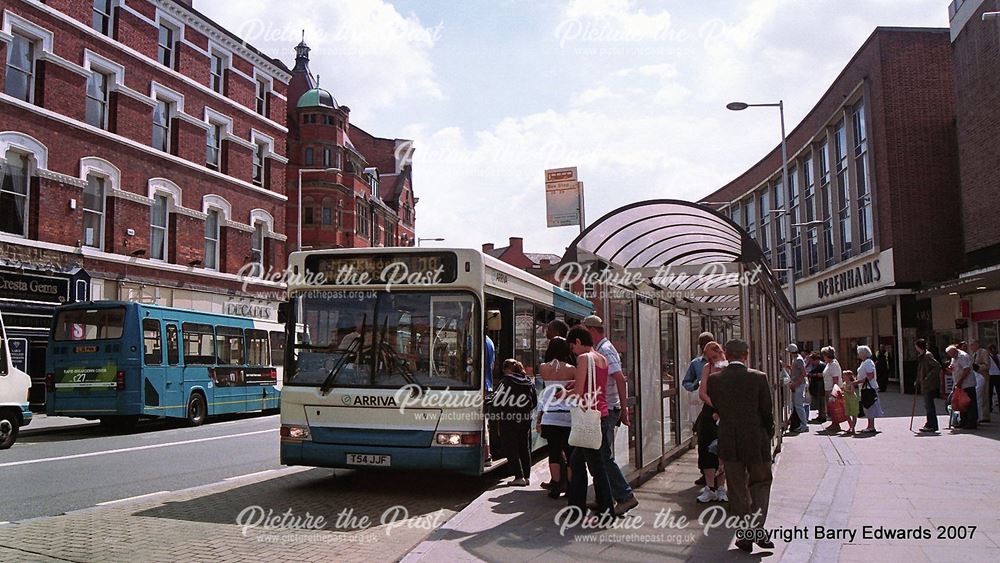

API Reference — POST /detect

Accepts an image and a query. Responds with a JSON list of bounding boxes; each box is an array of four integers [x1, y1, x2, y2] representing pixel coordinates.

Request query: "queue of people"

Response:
[[490, 315, 638, 520]]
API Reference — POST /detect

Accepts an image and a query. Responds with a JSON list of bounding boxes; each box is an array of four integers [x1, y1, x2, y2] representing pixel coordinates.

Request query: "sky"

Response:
[[199, 0, 950, 256]]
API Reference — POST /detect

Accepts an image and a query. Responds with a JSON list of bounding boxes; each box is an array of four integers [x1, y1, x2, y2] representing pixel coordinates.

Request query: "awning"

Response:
[[560, 199, 794, 319]]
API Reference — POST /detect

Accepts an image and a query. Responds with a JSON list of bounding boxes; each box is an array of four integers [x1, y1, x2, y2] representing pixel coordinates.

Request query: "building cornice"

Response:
[[21, 0, 289, 134], [0, 93, 288, 202]]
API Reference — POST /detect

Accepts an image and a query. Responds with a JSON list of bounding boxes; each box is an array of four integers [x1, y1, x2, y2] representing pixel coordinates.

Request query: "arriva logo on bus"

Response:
[[341, 395, 399, 407]]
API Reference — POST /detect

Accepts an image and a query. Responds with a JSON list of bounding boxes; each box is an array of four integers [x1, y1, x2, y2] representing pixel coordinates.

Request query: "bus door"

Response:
[[162, 321, 183, 415], [141, 318, 167, 413]]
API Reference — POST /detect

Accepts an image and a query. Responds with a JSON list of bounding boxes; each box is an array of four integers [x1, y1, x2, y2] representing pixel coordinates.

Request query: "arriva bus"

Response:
[[46, 302, 285, 429], [279, 248, 593, 475], [1, 311, 32, 449]]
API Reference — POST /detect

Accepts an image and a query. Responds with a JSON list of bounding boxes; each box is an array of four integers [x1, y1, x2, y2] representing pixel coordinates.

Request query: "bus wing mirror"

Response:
[[277, 301, 291, 324], [486, 310, 502, 332]]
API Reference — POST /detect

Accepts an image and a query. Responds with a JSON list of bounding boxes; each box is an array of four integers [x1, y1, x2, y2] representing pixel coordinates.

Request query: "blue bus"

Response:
[[46, 301, 284, 428]]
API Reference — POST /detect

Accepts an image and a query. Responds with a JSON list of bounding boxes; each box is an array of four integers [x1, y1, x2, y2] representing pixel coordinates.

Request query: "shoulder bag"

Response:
[[860, 376, 878, 409], [568, 354, 603, 450]]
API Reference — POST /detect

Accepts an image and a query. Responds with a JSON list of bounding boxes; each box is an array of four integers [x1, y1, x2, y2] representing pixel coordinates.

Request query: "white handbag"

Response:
[[568, 354, 603, 449]]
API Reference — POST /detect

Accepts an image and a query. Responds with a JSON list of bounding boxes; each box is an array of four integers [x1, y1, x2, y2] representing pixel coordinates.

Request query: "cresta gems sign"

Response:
[[796, 248, 895, 310]]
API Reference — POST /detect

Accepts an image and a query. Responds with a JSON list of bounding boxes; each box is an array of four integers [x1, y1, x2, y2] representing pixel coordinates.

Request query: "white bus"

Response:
[[1, 312, 32, 449], [279, 248, 593, 475]]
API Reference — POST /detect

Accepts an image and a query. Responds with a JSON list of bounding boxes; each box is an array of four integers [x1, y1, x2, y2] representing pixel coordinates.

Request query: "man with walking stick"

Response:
[[914, 339, 941, 433]]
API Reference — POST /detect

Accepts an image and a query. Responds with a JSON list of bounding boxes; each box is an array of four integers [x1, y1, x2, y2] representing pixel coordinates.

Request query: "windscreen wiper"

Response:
[[319, 314, 367, 395]]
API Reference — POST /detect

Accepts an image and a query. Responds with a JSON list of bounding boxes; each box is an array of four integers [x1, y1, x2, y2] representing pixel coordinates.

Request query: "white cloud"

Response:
[[198, 0, 442, 121]]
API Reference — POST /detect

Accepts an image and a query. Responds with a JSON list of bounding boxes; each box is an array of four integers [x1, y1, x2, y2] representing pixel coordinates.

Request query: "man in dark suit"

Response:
[[706, 339, 775, 553]]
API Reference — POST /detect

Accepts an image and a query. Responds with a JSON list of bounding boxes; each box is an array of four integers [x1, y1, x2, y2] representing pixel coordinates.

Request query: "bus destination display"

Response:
[[304, 252, 459, 286]]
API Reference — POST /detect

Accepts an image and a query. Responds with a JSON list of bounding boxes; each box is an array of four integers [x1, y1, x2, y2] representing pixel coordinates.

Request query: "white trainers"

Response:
[[715, 488, 728, 502], [696, 487, 717, 503]]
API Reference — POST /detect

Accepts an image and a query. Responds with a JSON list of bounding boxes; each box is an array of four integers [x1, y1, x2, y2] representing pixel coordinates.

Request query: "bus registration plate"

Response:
[[347, 453, 391, 467]]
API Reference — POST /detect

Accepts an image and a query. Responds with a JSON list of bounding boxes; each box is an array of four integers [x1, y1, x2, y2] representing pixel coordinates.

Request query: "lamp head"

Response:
[[726, 102, 749, 111]]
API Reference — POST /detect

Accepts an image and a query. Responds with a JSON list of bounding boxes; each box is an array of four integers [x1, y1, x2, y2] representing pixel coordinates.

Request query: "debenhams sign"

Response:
[[797, 248, 895, 310]]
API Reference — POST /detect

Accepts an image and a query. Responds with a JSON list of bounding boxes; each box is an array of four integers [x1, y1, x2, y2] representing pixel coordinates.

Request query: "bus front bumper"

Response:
[[280, 440, 482, 475]]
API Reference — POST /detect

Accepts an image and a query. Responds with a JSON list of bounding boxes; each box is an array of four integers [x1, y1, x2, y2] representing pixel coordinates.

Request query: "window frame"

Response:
[[182, 322, 216, 365], [82, 173, 107, 249], [91, 0, 115, 37], [209, 50, 228, 94], [157, 22, 178, 68], [4, 32, 37, 104], [152, 97, 173, 153], [150, 192, 169, 261], [250, 221, 265, 276], [204, 207, 220, 270], [0, 149, 32, 238], [85, 69, 111, 130]]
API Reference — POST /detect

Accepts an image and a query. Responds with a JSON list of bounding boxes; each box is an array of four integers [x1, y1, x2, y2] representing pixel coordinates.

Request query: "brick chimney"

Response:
[[482, 243, 494, 253], [508, 237, 523, 254]]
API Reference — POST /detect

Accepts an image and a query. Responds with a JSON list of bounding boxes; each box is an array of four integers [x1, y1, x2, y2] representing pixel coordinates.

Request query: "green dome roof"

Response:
[[297, 87, 337, 109]]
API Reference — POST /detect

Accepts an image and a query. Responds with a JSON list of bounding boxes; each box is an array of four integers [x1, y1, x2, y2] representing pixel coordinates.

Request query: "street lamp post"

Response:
[[417, 237, 444, 247], [297, 167, 341, 251], [728, 100, 797, 342]]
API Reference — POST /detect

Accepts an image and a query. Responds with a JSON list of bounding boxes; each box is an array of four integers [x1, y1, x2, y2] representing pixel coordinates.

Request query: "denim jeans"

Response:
[[604, 408, 634, 502], [923, 390, 938, 430], [568, 415, 614, 515], [792, 382, 809, 429]]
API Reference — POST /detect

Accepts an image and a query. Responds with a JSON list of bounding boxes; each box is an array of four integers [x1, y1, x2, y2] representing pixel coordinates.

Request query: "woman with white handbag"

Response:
[[565, 326, 614, 519]]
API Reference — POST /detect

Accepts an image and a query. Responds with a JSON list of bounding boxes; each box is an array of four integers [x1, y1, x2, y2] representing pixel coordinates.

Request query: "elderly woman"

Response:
[[821, 346, 843, 432], [855, 345, 884, 433]]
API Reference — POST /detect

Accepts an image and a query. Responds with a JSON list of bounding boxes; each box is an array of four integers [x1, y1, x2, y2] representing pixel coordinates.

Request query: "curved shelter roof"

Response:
[[561, 199, 794, 319]]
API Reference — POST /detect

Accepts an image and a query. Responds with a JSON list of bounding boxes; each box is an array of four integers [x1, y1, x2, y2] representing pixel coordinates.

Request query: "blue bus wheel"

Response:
[[186, 393, 207, 427]]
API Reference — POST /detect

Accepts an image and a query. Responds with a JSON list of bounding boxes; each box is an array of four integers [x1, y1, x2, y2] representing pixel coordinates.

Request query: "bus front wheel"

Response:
[[0, 410, 19, 449], [186, 393, 207, 427]]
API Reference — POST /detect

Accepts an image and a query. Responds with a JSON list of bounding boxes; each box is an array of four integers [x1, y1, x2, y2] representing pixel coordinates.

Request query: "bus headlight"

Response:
[[280, 425, 311, 441], [435, 432, 480, 446]]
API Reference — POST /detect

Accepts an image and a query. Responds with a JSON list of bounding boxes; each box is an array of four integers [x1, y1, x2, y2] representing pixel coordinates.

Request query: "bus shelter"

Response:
[[560, 200, 796, 482]]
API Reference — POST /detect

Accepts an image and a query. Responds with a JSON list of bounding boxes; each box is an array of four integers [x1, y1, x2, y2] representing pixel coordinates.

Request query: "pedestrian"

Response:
[[484, 319, 498, 466], [695, 341, 729, 503], [914, 338, 942, 433], [786, 344, 809, 433], [840, 370, 859, 434], [538, 337, 576, 498], [706, 339, 775, 553], [988, 344, 1000, 420], [946, 344, 978, 430], [545, 319, 569, 348], [855, 345, 883, 433], [875, 345, 890, 392], [565, 326, 614, 520], [970, 340, 991, 423], [807, 352, 827, 423], [492, 359, 537, 486], [581, 315, 639, 516], [683, 331, 716, 487], [821, 346, 843, 432]]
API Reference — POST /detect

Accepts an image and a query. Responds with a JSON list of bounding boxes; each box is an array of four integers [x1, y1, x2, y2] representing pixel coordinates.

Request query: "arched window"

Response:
[[0, 150, 30, 236]]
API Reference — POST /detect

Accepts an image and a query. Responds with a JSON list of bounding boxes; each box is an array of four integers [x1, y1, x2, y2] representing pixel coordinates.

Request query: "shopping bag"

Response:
[[568, 354, 602, 449], [950, 387, 971, 412], [827, 396, 847, 424]]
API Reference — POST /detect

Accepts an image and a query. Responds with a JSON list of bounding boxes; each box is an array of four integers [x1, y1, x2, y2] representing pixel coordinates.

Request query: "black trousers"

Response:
[[500, 419, 532, 479], [541, 424, 573, 482], [923, 390, 938, 430]]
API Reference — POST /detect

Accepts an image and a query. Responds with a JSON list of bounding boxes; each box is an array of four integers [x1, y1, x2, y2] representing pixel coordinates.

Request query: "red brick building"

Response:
[[936, 0, 1000, 355], [285, 37, 416, 251], [699, 27, 961, 388], [483, 237, 563, 286], [0, 0, 290, 402]]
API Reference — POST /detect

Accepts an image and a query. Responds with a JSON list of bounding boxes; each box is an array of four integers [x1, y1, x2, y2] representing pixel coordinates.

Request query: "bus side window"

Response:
[[142, 318, 162, 365], [216, 327, 245, 365], [166, 324, 179, 365], [246, 329, 269, 366]]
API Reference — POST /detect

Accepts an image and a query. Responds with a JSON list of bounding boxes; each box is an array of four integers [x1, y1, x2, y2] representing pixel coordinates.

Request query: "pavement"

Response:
[[20, 413, 98, 436], [403, 390, 1000, 562]]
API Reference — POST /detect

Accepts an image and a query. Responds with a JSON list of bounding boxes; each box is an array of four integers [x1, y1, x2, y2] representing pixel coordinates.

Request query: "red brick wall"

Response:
[[175, 41, 209, 86], [126, 0, 157, 22], [36, 61, 87, 121], [873, 30, 961, 282], [173, 117, 207, 164], [114, 5, 158, 61], [953, 0, 1000, 264], [109, 91, 154, 145], [224, 70, 256, 112], [45, 0, 90, 26]]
